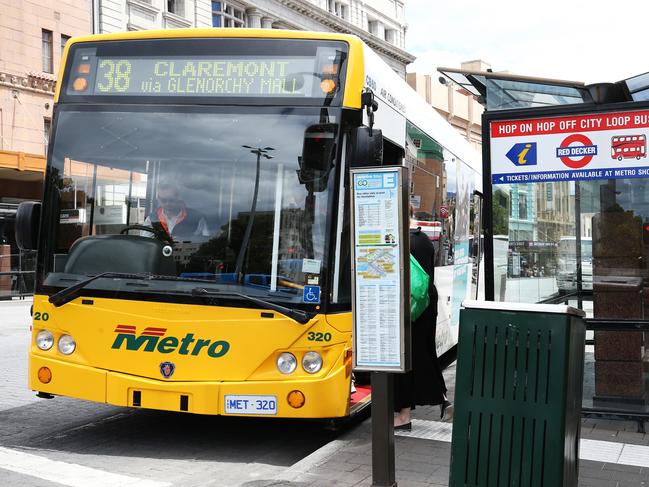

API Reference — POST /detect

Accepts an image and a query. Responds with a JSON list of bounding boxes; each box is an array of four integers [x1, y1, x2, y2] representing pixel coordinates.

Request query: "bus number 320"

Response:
[[307, 332, 331, 342], [97, 60, 132, 93], [256, 399, 275, 410]]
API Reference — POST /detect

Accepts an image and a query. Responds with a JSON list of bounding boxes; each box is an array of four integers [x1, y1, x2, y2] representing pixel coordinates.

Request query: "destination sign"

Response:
[[71, 56, 322, 97]]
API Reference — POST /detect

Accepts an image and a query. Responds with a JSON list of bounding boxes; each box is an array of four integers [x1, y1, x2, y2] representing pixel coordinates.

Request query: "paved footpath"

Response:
[[0, 298, 39, 410], [265, 365, 649, 487]]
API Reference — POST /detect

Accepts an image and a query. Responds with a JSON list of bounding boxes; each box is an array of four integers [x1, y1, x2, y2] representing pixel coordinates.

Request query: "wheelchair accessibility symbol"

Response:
[[303, 285, 321, 304]]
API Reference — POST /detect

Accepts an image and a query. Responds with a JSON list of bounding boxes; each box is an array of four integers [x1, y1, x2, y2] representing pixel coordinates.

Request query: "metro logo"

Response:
[[111, 325, 230, 358]]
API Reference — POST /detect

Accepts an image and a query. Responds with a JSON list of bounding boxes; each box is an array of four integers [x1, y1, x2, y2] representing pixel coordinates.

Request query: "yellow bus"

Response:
[[17, 29, 482, 418]]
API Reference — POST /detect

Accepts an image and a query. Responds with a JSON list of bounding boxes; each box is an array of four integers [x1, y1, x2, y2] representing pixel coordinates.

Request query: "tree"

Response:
[[493, 189, 509, 235]]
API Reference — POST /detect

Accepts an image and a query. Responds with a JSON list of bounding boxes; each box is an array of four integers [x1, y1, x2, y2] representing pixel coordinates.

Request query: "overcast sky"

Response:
[[405, 0, 647, 84]]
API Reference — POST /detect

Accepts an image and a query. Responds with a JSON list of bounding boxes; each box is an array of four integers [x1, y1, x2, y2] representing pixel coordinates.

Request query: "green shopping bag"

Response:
[[410, 254, 430, 321]]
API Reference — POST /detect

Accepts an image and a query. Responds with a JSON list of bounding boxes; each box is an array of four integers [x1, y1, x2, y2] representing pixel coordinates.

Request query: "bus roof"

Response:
[[63, 28, 364, 45]]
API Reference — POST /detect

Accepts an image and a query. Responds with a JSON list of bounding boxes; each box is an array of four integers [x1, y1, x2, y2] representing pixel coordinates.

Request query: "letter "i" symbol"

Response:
[[518, 144, 532, 165]]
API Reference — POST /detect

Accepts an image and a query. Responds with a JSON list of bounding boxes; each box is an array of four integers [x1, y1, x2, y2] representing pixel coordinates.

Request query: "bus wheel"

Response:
[[618, 156, 623, 161], [637, 156, 642, 160]]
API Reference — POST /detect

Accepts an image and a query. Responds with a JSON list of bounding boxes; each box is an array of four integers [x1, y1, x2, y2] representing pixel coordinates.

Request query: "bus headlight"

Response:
[[36, 330, 54, 351], [302, 351, 323, 374], [277, 352, 297, 374], [58, 335, 76, 355]]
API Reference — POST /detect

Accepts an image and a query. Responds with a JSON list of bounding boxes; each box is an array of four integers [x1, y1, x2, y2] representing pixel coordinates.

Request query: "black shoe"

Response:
[[440, 400, 453, 421], [394, 422, 412, 431]]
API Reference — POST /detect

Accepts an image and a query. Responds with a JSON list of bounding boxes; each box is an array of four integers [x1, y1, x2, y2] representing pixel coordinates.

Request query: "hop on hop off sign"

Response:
[[490, 110, 649, 184]]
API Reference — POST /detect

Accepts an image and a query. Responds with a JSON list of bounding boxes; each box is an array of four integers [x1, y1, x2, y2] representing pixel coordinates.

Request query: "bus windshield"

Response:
[[42, 106, 338, 306]]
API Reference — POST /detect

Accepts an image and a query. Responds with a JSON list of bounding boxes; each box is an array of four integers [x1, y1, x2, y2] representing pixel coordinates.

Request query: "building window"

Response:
[[396, 1, 404, 19], [518, 192, 528, 220], [368, 20, 379, 36], [167, 0, 184, 16], [328, 0, 346, 19], [61, 34, 71, 57], [212, 1, 245, 27], [42, 29, 53, 73], [44, 118, 51, 154], [385, 28, 396, 44]]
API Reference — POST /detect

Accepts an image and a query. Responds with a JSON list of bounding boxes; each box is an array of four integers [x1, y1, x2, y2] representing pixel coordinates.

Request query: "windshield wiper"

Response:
[[49, 274, 315, 325], [49, 272, 151, 307], [191, 287, 313, 325], [50, 272, 233, 307]]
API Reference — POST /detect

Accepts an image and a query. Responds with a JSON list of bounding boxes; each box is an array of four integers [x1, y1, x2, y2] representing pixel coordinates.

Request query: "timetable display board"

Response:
[[351, 167, 410, 373]]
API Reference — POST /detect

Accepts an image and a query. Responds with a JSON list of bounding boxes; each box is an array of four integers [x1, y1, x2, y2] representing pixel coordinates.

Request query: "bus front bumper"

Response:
[[29, 354, 351, 418]]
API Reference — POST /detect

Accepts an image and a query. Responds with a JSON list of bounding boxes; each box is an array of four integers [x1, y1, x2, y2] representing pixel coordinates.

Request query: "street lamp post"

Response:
[[235, 145, 274, 282]]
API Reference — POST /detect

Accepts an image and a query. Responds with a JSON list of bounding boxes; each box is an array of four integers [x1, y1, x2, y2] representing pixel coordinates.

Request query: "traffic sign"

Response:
[[440, 206, 449, 219]]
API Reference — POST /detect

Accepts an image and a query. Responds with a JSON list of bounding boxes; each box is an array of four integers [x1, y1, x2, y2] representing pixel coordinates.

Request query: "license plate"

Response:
[[224, 395, 277, 415]]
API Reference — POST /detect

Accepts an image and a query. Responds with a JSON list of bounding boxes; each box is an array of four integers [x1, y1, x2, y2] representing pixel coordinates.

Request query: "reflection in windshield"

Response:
[[43, 108, 338, 305]]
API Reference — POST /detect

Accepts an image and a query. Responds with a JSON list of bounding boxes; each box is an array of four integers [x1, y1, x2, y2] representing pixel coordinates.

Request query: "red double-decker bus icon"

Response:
[[611, 135, 647, 161]]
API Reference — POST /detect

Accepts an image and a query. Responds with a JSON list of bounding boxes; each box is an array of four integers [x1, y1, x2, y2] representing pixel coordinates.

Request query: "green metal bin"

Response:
[[449, 300, 586, 487]]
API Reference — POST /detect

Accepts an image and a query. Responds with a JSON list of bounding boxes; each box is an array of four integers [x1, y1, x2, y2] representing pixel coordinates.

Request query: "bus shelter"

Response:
[[439, 67, 649, 425]]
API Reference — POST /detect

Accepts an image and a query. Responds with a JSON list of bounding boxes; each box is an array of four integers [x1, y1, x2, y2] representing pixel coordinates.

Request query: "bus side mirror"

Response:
[[350, 126, 383, 167], [300, 123, 337, 171], [15, 201, 41, 251]]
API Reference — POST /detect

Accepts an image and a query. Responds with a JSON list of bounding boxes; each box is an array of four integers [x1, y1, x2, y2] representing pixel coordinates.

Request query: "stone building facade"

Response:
[[0, 1, 92, 156]]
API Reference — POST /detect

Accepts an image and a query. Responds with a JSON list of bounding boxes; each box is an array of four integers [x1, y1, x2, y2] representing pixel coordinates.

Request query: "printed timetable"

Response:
[[351, 168, 410, 373]]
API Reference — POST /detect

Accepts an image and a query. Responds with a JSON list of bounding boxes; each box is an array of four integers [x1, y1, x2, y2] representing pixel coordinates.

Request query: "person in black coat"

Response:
[[393, 208, 451, 430]]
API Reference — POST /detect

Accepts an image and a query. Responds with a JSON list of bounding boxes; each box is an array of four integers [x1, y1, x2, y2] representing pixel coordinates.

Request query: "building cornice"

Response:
[[277, 0, 416, 65], [0, 72, 56, 96]]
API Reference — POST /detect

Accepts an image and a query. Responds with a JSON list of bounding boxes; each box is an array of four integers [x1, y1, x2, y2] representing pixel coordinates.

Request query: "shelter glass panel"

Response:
[[492, 177, 649, 415]]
